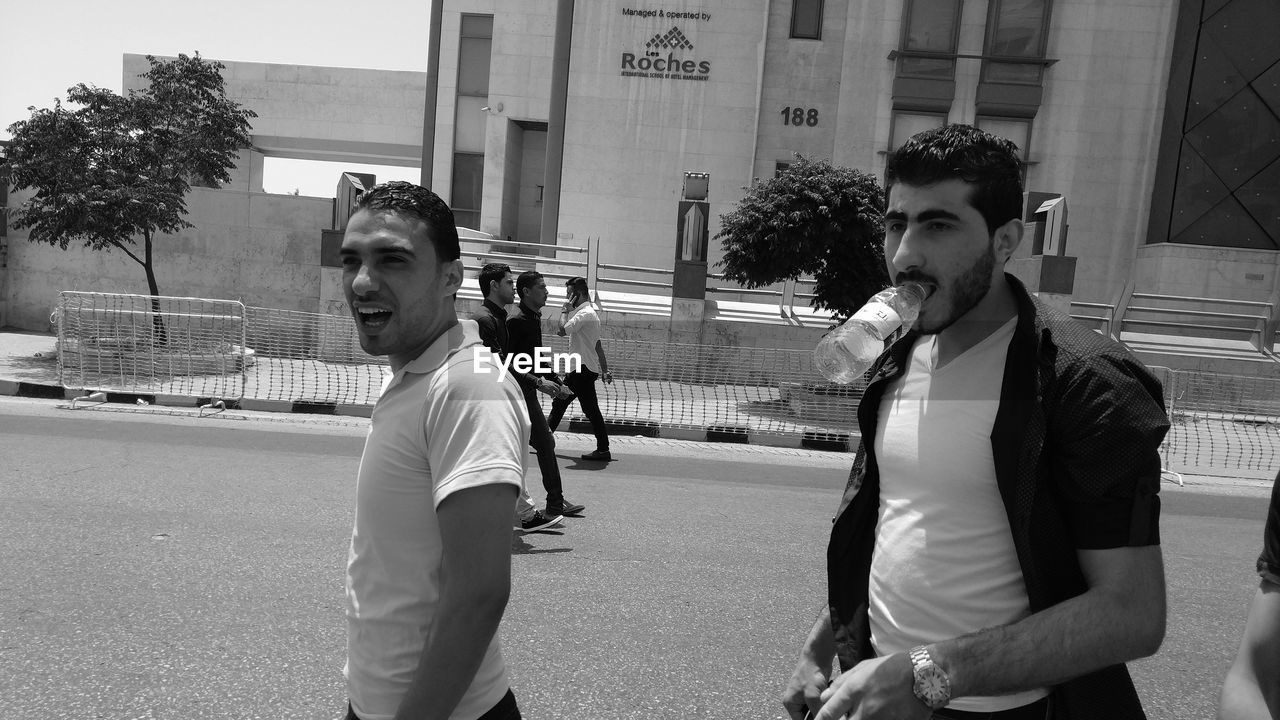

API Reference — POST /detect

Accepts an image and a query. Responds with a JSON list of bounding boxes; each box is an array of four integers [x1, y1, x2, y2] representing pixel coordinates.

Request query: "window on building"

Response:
[[791, 0, 823, 39], [453, 14, 493, 229], [898, 0, 962, 79], [975, 117, 1030, 158], [975, 116, 1032, 184], [890, 112, 947, 150], [451, 153, 484, 230], [775, 161, 792, 176], [982, 0, 1053, 84]]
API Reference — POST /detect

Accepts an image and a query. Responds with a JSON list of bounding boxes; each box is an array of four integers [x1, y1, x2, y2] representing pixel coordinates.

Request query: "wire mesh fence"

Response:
[[1153, 366, 1280, 474], [52, 293, 1280, 477], [56, 291, 249, 401]]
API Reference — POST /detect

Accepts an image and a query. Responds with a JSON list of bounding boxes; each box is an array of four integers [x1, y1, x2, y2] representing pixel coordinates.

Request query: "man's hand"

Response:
[[602, 370, 613, 384], [782, 655, 832, 720], [814, 654, 930, 720]]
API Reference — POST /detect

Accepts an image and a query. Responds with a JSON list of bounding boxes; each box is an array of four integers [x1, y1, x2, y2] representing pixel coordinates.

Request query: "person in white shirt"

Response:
[[783, 126, 1167, 720], [340, 181, 528, 720], [548, 276, 614, 462]]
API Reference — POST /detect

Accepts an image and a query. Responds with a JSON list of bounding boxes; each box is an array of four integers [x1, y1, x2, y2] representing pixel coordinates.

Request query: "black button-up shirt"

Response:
[[827, 274, 1169, 719]]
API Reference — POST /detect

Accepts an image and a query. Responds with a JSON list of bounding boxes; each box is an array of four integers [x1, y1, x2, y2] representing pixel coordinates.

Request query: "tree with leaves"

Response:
[[5, 53, 256, 315], [716, 155, 889, 321]]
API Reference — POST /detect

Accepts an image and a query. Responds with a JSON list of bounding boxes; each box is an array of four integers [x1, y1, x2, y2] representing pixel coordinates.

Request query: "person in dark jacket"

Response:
[[782, 125, 1169, 720], [472, 263, 583, 529]]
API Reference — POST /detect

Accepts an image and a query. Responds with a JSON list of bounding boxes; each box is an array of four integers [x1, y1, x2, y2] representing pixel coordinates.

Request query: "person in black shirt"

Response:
[[1218, 471, 1280, 719], [472, 264, 584, 526]]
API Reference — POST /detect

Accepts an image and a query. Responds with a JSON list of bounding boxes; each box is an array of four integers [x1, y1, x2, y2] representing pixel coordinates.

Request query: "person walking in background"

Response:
[[340, 181, 526, 720], [1217, 470, 1280, 720], [783, 126, 1169, 720], [548, 276, 613, 462], [471, 262, 565, 534], [507, 270, 586, 519]]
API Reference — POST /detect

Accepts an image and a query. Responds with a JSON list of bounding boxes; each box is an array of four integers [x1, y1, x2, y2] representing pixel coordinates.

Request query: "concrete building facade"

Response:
[[2, 0, 1277, 346], [427, 0, 1277, 307]]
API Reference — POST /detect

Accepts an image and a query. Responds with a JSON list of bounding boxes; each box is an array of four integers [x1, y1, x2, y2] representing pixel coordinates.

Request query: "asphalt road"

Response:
[[0, 397, 1271, 719]]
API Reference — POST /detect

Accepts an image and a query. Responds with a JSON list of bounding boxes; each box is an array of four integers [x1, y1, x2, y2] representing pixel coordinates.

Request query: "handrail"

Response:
[[596, 276, 673, 290], [462, 250, 588, 267], [457, 236, 588, 255], [1125, 306, 1269, 321], [1129, 291, 1273, 309], [597, 261, 669, 275]]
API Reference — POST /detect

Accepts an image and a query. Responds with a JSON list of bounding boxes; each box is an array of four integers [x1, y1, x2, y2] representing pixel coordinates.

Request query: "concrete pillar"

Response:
[[1007, 255, 1077, 316], [420, 0, 444, 189], [540, 0, 574, 247]]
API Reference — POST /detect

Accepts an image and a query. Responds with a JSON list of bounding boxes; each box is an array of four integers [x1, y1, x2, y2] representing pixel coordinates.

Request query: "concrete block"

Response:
[[748, 431, 805, 449], [658, 426, 707, 442], [240, 398, 295, 413], [154, 394, 200, 408], [335, 404, 374, 418], [0, 379, 18, 396]]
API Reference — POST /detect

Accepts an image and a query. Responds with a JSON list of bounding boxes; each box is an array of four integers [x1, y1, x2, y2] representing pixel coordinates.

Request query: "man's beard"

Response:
[[916, 245, 996, 335]]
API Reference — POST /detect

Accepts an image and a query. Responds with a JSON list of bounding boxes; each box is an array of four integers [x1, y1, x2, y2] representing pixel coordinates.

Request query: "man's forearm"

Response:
[[803, 606, 837, 665], [933, 572, 1164, 697], [394, 586, 509, 720]]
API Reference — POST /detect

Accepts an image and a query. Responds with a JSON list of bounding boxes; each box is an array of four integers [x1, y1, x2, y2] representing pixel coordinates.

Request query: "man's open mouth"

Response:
[[356, 307, 393, 330]]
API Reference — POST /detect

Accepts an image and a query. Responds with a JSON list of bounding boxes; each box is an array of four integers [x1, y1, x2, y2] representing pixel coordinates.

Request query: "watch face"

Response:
[[916, 665, 950, 708]]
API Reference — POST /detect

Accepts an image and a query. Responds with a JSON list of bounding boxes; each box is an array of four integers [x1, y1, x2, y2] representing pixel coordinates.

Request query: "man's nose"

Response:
[[890, 225, 921, 270], [350, 265, 377, 295]]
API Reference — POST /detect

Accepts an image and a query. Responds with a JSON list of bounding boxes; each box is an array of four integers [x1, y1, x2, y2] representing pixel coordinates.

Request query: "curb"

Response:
[[0, 380, 858, 452]]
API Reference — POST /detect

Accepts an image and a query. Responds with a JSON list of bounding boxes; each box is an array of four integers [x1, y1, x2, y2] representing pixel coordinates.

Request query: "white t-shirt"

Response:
[[868, 317, 1048, 712], [562, 302, 602, 373], [345, 320, 530, 720]]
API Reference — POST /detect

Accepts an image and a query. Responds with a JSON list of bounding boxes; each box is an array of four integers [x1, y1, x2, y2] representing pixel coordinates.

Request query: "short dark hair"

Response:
[[478, 262, 512, 297], [566, 276, 589, 293], [884, 124, 1025, 234], [516, 270, 544, 299], [354, 181, 461, 262]]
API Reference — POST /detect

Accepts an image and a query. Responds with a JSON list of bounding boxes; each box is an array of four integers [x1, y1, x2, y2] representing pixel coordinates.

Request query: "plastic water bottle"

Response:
[[813, 282, 930, 384]]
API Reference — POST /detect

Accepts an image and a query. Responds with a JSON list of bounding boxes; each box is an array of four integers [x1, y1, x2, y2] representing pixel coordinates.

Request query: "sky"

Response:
[[0, 0, 433, 197]]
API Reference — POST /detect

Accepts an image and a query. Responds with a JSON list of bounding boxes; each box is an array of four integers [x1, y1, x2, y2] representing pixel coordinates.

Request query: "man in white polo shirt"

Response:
[[340, 181, 529, 720]]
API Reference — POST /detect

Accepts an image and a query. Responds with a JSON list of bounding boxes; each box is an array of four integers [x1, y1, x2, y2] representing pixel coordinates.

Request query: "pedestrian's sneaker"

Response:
[[518, 510, 564, 533], [546, 499, 585, 517], [580, 449, 612, 462]]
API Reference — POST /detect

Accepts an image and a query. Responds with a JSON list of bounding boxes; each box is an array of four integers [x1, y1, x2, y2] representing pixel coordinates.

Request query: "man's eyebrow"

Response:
[[883, 208, 964, 222], [338, 245, 417, 256]]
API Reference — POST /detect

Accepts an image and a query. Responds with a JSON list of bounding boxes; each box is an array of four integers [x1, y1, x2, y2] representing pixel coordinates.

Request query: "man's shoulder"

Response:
[[1031, 297, 1144, 370]]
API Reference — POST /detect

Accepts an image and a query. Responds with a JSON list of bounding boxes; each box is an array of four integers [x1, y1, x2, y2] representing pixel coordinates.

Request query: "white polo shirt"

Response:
[[562, 302, 602, 373], [345, 320, 530, 720]]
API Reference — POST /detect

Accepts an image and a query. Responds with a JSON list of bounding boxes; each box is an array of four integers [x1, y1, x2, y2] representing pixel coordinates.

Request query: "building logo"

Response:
[[621, 26, 711, 81], [646, 27, 693, 51]]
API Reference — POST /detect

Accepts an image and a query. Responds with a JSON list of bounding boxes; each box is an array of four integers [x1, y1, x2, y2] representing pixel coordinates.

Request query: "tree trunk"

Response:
[[143, 230, 169, 346]]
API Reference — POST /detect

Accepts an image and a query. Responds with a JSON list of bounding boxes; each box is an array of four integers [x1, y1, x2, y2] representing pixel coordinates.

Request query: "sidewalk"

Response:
[[0, 328, 1271, 496]]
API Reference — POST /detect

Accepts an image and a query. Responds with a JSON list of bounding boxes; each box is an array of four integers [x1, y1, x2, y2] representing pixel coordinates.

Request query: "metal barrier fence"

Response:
[[54, 292, 1278, 477], [56, 291, 249, 401], [1151, 365, 1280, 475]]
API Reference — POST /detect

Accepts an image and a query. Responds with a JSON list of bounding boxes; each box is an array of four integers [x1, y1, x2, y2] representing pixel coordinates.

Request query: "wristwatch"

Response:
[[909, 645, 952, 710]]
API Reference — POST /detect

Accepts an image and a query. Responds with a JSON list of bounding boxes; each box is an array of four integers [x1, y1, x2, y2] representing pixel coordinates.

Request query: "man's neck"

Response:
[[933, 277, 1018, 368], [483, 297, 508, 316], [518, 302, 540, 317]]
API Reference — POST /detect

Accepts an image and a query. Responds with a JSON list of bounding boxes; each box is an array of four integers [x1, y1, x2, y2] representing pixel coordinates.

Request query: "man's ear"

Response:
[[441, 259, 465, 298], [993, 218, 1024, 263]]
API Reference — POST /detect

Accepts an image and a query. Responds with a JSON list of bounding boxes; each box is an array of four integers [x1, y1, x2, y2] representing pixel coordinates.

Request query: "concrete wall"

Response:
[[2, 186, 331, 331], [124, 54, 427, 173]]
